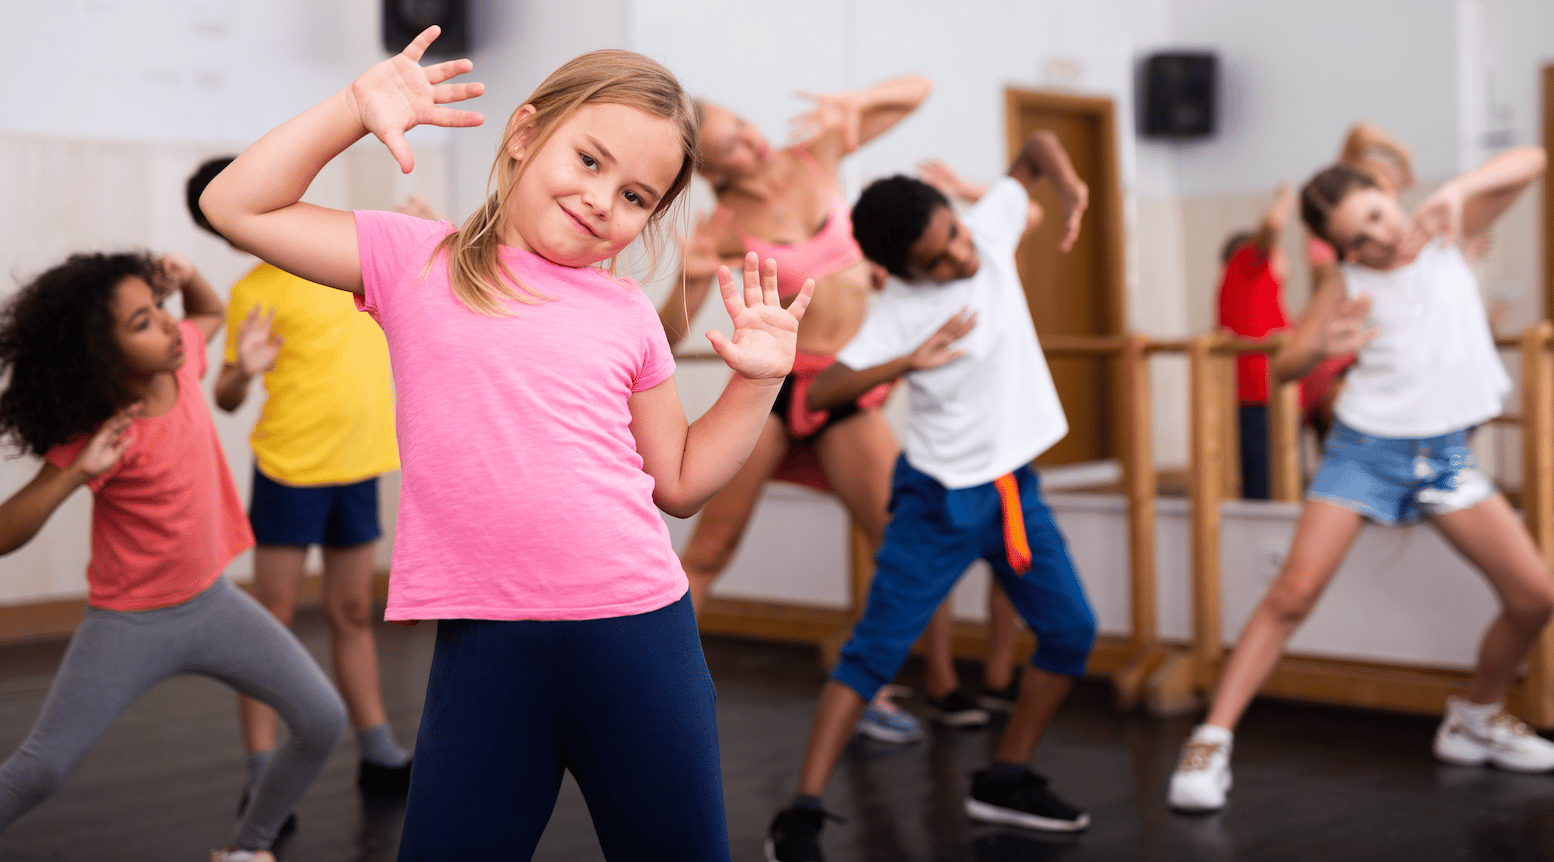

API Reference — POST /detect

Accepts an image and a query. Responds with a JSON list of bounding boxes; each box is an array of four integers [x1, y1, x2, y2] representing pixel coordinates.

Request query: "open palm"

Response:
[[707, 254, 812, 381], [349, 26, 485, 173]]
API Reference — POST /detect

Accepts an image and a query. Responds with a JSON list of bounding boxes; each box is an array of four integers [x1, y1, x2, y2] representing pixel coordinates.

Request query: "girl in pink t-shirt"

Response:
[[201, 28, 810, 859], [0, 252, 346, 861]]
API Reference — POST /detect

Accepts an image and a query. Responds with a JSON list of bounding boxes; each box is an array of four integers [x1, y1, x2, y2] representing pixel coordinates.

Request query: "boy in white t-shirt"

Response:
[[765, 132, 1096, 862]]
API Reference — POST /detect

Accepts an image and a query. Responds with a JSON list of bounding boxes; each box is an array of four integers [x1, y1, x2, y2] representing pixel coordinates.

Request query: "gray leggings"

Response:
[[0, 577, 346, 850]]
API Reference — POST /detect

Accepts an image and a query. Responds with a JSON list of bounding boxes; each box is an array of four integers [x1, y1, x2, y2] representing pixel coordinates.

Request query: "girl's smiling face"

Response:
[[502, 102, 685, 267], [111, 275, 185, 377], [1325, 186, 1410, 269]]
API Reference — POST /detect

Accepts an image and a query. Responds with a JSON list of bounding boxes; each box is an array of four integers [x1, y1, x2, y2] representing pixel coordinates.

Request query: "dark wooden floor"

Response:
[[2, 607, 1554, 861]]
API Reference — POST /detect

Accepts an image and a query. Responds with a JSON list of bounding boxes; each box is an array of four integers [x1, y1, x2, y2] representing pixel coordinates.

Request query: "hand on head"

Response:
[[350, 26, 486, 174], [706, 253, 812, 381], [1402, 182, 1465, 259], [908, 308, 977, 371], [790, 91, 861, 153], [151, 254, 196, 300]]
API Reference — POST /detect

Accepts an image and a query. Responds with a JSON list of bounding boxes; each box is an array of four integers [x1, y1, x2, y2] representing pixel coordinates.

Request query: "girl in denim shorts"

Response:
[[1170, 145, 1554, 813]]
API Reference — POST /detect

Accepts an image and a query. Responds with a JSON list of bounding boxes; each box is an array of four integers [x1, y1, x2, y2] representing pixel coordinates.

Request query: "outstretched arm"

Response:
[[807, 309, 976, 411], [1271, 266, 1375, 384], [0, 406, 139, 555], [792, 75, 932, 166], [632, 255, 812, 518], [1340, 121, 1415, 193], [200, 26, 484, 294], [1007, 130, 1088, 251]]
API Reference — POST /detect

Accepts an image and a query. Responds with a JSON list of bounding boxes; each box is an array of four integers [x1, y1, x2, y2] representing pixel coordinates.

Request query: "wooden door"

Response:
[[1544, 65, 1554, 319], [1005, 89, 1126, 466]]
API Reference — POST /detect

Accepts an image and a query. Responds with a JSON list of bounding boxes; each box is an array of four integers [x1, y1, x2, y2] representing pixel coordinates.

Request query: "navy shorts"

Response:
[[1306, 421, 1495, 526], [832, 456, 1097, 701], [249, 465, 381, 548]]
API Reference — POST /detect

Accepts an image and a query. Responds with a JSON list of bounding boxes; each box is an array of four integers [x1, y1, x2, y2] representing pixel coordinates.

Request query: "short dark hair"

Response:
[[0, 252, 156, 457], [1300, 163, 1378, 248], [186, 157, 235, 240], [1220, 231, 1254, 265], [851, 175, 949, 279]]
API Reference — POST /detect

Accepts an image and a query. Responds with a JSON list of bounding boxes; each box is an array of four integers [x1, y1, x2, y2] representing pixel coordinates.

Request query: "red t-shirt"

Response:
[[45, 321, 252, 611], [1217, 244, 1290, 403]]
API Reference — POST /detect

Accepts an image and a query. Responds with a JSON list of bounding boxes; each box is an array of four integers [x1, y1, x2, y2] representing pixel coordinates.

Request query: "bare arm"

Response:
[[213, 306, 284, 412], [1408, 146, 1546, 253], [152, 254, 225, 343], [633, 256, 813, 517], [0, 407, 138, 555], [1007, 130, 1089, 252], [792, 75, 932, 166], [1270, 265, 1375, 383], [1251, 182, 1293, 255], [1340, 121, 1415, 193], [808, 309, 976, 411], [200, 27, 484, 294]]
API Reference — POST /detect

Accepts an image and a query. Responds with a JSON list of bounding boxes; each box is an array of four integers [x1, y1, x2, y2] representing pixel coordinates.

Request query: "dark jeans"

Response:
[[397, 593, 730, 861], [1239, 403, 1270, 500]]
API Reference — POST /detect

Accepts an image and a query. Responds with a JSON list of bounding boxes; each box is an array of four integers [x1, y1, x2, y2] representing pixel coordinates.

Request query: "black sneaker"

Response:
[[765, 804, 843, 862], [924, 690, 990, 726], [965, 768, 1090, 832], [979, 678, 1019, 713], [357, 758, 413, 796]]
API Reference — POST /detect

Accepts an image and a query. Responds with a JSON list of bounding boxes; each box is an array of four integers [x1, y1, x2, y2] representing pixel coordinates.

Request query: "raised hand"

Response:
[[907, 308, 977, 370], [151, 253, 197, 300], [1321, 294, 1378, 357], [73, 403, 141, 479], [706, 253, 812, 381], [917, 159, 986, 202], [1056, 177, 1089, 253], [790, 91, 862, 153], [348, 26, 485, 174], [235, 306, 285, 377]]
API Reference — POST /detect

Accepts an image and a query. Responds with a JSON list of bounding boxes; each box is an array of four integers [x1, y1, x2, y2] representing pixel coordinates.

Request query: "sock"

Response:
[[357, 722, 412, 768], [985, 760, 1028, 783], [244, 750, 273, 798], [791, 794, 825, 812], [1192, 724, 1234, 746], [1454, 698, 1501, 730]]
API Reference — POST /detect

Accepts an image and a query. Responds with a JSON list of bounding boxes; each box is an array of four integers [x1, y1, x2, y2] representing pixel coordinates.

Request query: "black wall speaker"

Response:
[[1142, 52, 1217, 138], [383, 0, 468, 56]]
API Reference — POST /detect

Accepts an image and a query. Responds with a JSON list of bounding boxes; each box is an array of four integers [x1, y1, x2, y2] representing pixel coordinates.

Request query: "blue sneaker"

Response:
[[855, 686, 923, 743]]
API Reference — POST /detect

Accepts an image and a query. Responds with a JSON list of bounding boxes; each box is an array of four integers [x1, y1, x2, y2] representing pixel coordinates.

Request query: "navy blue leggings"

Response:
[[397, 593, 730, 861]]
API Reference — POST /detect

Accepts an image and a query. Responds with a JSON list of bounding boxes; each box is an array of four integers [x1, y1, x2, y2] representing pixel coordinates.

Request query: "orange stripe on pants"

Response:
[[993, 473, 1032, 575]]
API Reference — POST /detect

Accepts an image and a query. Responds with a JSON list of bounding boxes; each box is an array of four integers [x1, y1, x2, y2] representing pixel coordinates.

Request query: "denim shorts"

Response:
[[1306, 421, 1495, 525]]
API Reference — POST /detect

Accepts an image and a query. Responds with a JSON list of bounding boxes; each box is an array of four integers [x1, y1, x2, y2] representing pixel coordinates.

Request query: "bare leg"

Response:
[[797, 681, 870, 797], [1203, 501, 1364, 731], [240, 545, 308, 753], [994, 668, 1073, 762], [1430, 494, 1554, 705], [680, 414, 790, 616], [984, 582, 1020, 690], [921, 603, 959, 698], [321, 542, 386, 731]]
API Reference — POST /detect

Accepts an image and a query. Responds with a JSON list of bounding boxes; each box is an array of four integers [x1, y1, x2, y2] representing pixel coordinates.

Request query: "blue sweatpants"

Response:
[[397, 592, 729, 861], [833, 456, 1097, 701]]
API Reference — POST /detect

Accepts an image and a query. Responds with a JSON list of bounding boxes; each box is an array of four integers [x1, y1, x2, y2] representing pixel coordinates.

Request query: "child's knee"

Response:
[[1031, 613, 1096, 678]]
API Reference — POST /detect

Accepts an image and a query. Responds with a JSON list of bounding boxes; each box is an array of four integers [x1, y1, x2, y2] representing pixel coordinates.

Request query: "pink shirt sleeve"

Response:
[[631, 281, 676, 392], [353, 210, 456, 318]]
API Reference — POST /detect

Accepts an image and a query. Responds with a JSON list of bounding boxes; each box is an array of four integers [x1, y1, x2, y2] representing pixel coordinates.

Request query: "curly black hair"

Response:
[[0, 252, 155, 458], [851, 175, 949, 280]]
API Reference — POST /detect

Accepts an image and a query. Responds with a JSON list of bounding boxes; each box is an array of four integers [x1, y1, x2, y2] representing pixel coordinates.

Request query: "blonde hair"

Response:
[[434, 50, 699, 316]]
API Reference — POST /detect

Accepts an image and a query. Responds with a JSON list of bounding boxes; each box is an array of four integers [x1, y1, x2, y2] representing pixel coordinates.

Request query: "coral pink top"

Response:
[[354, 211, 685, 622], [45, 321, 252, 611], [727, 148, 863, 299]]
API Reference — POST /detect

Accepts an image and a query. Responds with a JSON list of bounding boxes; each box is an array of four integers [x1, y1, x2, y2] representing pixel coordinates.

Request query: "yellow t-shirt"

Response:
[[224, 263, 398, 486]]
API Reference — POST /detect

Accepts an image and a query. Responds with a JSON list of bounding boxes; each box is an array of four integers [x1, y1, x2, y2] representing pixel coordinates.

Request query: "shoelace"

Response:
[[1178, 740, 1223, 772], [1487, 709, 1534, 738]]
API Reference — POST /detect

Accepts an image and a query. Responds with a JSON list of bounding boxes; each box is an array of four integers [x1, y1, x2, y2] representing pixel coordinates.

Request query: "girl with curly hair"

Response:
[[0, 251, 346, 862]]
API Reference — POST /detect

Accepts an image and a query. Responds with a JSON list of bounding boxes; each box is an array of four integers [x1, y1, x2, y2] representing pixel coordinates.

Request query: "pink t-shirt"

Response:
[[353, 210, 684, 621], [45, 321, 253, 611]]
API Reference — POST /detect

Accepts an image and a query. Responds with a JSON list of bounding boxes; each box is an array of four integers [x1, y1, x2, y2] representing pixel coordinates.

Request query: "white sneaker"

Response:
[[1168, 725, 1233, 812], [1433, 696, 1554, 773]]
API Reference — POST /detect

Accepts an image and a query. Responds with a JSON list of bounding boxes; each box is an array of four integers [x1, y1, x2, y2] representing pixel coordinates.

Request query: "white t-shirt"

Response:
[[1335, 242, 1509, 438], [837, 177, 1067, 489]]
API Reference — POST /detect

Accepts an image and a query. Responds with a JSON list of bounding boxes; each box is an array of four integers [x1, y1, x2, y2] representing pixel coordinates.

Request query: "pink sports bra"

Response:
[[726, 148, 864, 299]]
